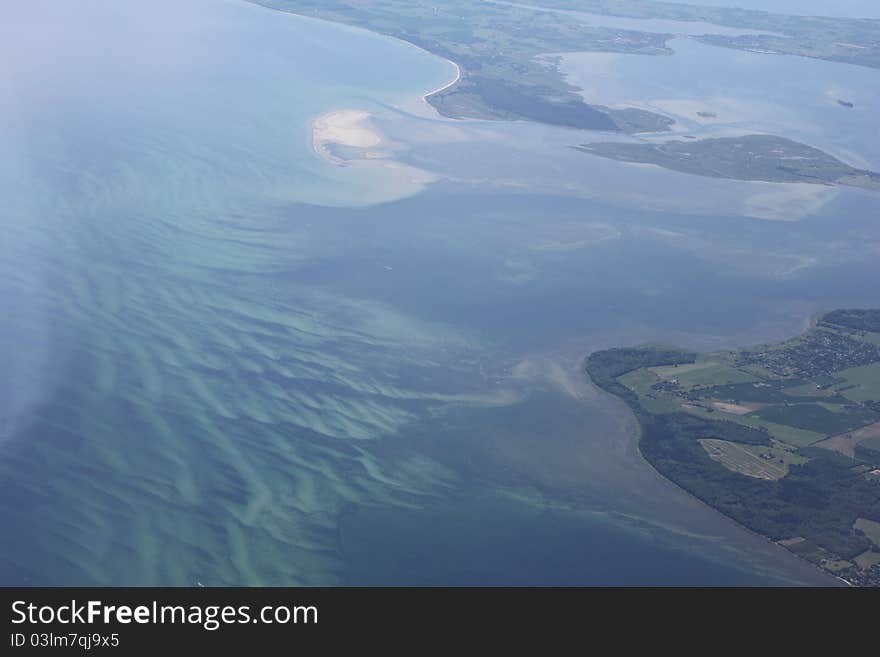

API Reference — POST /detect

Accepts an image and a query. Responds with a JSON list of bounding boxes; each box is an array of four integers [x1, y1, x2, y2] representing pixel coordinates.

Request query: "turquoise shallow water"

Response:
[[1, 0, 467, 585], [561, 36, 880, 169], [2, 0, 873, 586]]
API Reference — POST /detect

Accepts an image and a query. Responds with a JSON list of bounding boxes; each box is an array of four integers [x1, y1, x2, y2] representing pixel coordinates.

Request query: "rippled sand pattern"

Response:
[[3, 0, 859, 589], [0, 203, 488, 584], [0, 0, 477, 585]]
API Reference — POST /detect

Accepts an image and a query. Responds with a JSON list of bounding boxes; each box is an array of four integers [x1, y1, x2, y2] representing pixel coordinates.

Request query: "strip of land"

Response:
[[575, 135, 880, 192]]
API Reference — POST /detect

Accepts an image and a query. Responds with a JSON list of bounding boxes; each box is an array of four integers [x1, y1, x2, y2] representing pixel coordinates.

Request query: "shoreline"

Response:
[[422, 60, 462, 104], [581, 360, 840, 587], [247, 1, 463, 117], [585, 366, 845, 587], [581, 308, 880, 588]]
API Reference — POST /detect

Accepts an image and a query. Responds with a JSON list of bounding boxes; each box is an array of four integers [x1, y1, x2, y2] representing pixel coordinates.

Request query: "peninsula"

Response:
[[586, 309, 880, 586], [247, 0, 675, 132]]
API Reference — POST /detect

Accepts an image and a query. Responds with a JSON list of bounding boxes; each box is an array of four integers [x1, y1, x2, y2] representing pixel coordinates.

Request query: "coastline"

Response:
[[247, 1, 463, 117], [582, 310, 880, 588], [584, 363, 844, 587], [582, 358, 842, 587], [422, 59, 462, 104]]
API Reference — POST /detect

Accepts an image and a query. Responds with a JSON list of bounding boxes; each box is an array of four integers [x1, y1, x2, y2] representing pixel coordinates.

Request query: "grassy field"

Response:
[[854, 551, 880, 570], [757, 421, 827, 447], [676, 399, 825, 447], [823, 559, 855, 573], [651, 361, 757, 389], [854, 518, 880, 549], [628, 358, 876, 446], [782, 381, 842, 398], [618, 368, 680, 414], [837, 363, 880, 402], [752, 403, 879, 437], [699, 439, 806, 480], [694, 381, 799, 404], [861, 332, 880, 346], [858, 437, 880, 466]]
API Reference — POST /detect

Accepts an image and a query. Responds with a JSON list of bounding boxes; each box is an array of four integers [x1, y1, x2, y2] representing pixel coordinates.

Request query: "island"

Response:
[[575, 135, 880, 192], [586, 309, 880, 585]]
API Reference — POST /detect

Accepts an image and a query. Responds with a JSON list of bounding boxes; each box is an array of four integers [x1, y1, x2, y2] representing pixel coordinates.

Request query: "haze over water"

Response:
[[2, 0, 877, 585]]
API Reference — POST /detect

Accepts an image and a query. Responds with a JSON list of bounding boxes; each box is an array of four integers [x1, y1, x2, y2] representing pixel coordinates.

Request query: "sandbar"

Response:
[[312, 109, 382, 164]]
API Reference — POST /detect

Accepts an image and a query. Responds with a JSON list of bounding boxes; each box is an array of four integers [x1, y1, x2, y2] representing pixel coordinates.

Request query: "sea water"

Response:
[[3, 0, 871, 585]]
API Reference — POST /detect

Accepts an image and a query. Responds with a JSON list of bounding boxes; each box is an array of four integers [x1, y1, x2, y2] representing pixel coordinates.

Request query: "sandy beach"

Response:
[[312, 109, 383, 164], [423, 60, 461, 102]]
